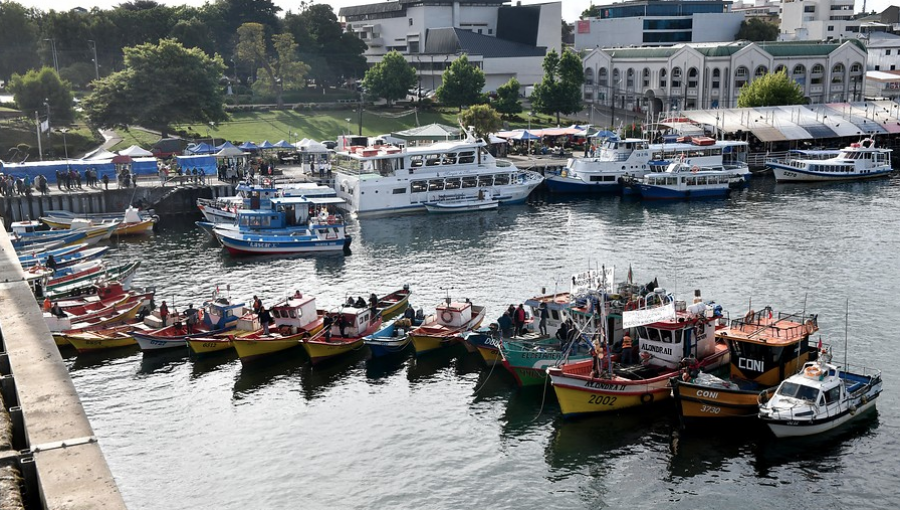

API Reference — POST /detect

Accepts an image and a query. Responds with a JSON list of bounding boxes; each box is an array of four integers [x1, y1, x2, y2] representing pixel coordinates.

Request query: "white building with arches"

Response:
[[581, 40, 867, 118]]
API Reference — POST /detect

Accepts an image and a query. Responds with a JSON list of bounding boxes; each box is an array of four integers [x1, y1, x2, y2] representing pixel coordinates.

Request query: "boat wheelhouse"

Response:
[[197, 182, 337, 224], [331, 135, 542, 216], [766, 138, 893, 182]]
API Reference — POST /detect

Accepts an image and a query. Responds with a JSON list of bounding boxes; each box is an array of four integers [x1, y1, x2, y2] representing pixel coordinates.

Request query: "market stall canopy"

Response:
[[258, 140, 276, 149], [295, 139, 329, 153], [215, 146, 246, 157], [216, 141, 240, 151], [590, 130, 617, 138], [238, 141, 259, 150], [118, 145, 154, 157], [81, 148, 117, 161], [111, 155, 133, 164], [273, 140, 293, 149], [501, 130, 541, 141], [391, 123, 461, 141], [186, 142, 215, 154]]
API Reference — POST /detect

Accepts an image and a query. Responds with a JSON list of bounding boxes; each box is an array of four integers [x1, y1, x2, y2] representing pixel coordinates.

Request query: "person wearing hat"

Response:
[[185, 304, 199, 334]]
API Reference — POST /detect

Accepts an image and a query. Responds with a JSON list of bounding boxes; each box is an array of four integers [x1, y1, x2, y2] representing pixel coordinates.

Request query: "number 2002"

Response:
[[588, 395, 618, 406]]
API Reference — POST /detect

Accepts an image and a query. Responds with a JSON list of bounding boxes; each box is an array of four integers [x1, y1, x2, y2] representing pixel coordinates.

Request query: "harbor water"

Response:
[[66, 175, 900, 509]]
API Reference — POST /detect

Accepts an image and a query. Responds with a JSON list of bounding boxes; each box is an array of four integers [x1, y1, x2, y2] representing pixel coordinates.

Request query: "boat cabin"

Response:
[[719, 308, 818, 388], [271, 294, 319, 330], [330, 306, 374, 338], [11, 220, 42, 234], [436, 301, 473, 327], [630, 297, 721, 370], [524, 293, 570, 337], [202, 297, 245, 329]]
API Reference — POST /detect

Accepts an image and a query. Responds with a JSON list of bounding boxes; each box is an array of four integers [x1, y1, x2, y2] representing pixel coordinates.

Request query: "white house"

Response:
[[865, 32, 900, 72], [582, 40, 867, 117], [338, 0, 561, 92], [573, 0, 745, 50]]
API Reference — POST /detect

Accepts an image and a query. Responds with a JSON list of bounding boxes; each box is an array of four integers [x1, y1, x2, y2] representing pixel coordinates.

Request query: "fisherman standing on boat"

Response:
[[403, 305, 416, 322], [252, 295, 262, 315], [323, 313, 333, 342], [514, 304, 526, 336], [159, 301, 169, 326], [50, 302, 66, 318], [185, 304, 198, 334], [498, 311, 513, 338], [538, 302, 549, 336], [259, 306, 273, 336]]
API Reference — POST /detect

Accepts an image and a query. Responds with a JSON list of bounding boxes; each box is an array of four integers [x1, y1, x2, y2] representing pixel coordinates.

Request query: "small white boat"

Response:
[[758, 357, 882, 438], [424, 194, 499, 214], [766, 138, 894, 182]]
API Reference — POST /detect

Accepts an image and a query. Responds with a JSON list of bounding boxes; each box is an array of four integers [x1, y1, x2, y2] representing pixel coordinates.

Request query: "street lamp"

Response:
[[345, 118, 352, 136], [58, 128, 69, 169], [88, 40, 100, 80], [610, 77, 623, 134], [230, 58, 239, 107], [44, 38, 59, 74]]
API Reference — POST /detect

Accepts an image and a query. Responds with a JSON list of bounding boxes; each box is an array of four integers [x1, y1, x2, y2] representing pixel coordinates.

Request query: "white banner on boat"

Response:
[[622, 302, 676, 329], [571, 268, 615, 295]]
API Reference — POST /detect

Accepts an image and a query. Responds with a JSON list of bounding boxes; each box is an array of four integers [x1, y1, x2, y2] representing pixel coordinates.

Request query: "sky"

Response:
[[11, 0, 895, 24]]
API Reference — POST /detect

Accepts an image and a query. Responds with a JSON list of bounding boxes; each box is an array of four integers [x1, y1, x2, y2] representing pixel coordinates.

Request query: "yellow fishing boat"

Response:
[[65, 323, 144, 353], [301, 306, 380, 364], [232, 293, 324, 363], [186, 329, 255, 355], [409, 301, 486, 355]]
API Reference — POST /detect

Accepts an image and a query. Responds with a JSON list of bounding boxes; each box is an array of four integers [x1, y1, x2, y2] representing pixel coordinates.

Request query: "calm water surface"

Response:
[[66, 176, 900, 509]]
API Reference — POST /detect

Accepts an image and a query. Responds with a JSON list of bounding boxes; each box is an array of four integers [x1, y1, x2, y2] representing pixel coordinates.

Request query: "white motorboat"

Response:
[[766, 138, 894, 182]]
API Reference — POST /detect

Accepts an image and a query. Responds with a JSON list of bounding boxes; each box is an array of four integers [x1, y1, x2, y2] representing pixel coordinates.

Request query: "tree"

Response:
[[435, 54, 485, 111], [459, 104, 501, 143], [59, 63, 97, 90], [361, 50, 416, 106], [493, 77, 522, 118], [735, 18, 779, 42], [9, 67, 75, 125], [169, 18, 216, 56], [82, 39, 227, 137], [581, 5, 601, 18], [530, 49, 584, 125], [283, 4, 367, 88], [737, 70, 805, 107], [235, 23, 309, 108], [0, 1, 41, 85]]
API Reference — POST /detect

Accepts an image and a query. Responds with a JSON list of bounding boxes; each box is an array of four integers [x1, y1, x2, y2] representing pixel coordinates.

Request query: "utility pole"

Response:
[[88, 40, 100, 80], [44, 38, 59, 74], [35, 111, 43, 161]]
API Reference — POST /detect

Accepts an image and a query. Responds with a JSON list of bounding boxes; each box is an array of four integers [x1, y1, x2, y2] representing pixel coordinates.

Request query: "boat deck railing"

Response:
[[726, 309, 817, 341]]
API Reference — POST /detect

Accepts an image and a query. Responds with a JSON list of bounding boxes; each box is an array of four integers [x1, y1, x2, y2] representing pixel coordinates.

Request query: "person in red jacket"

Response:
[[514, 304, 527, 336]]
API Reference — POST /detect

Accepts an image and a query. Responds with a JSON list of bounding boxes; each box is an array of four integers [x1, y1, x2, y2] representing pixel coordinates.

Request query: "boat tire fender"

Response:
[[640, 393, 654, 405], [850, 404, 857, 416], [861, 395, 868, 405]]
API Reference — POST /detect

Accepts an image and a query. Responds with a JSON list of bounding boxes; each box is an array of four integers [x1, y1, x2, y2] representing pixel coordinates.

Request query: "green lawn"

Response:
[[108, 128, 162, 152], [176, 108, 569, 145]]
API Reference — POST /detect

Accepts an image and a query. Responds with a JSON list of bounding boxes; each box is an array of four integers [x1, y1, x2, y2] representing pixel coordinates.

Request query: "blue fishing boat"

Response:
[[19, 245, 109, 269], [364, 316, 421, 357], [202, 196, 351, 256]]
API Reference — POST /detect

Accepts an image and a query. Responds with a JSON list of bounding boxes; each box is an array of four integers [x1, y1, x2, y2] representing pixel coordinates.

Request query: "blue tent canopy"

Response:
[[508, 130, 540, 141], [187, 142, 215, 154], [273, 140, 293, 149], [258, 140, 275, 149], [2, 157, 159, 184], [216, 141, 239, 151], [238, 141, 259, 150], [590, 130, 617, 139]]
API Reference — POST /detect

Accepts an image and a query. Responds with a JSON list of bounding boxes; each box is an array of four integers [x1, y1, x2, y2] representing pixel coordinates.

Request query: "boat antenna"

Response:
[[802, 291, 808, 322]]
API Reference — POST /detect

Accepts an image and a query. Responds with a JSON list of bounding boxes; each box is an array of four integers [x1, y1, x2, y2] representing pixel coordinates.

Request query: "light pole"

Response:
[[345, 118, 352, 137], [44, 38, 59, 74], [88, 40, 100, 80], [231, 58, 239, 107], [528, 111, 534, 156], [58, 128, 69, 170], [610, 78, 623, 133]]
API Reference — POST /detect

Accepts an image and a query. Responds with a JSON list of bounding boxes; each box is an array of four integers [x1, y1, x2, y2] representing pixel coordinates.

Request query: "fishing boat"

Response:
[[231, 293, 324, 362], [38, 261, 142, 299], [758, 357, 883, 438], [19, 246, 109, 270], [40, 206, 157, 234], [545, 138, 749, 193], [132, 295, 244, 351], [204, 196, 351, 256], [49, 296, 149, 345], [371, 286, 412, 319], [64, 320, 156, 353], [332, 128, 543, 216], [364, 316, 422, 357], [548, 289, 730, 417], [301, 306, 381, 364], [766, 138, 894, 183], [408, 300, 486, 355], [624, 161, 743, 200], [670, 307, 821, 429], [18, 243, 89, 266], [463, 326, 505, 366], [197, 182, 337, 224], [423, 193, 499, 214]]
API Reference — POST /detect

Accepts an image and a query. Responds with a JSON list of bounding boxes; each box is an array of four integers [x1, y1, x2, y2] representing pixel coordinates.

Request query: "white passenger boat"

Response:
[[331, 130, 542, 216], [197, 182, 337, 224], [766, 138, 894, 182], [546, 137, 750, 193], [624, 161, 744, 200], [423, 193, 499, 213], [758, 357, 882, 438]]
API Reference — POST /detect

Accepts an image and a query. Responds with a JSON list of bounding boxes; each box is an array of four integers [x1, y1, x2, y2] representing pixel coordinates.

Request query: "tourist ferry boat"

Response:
[[766, 138, 894, 182], [197, 182, 337, 224], [331, 132, 543, 216], [202, 196, 351, 256], [758, 357, 882, 438], [625, 161, 743, 200], [670, 307, 820, 429], [548, 290, 730, 417], [545, 137, 749, 193]]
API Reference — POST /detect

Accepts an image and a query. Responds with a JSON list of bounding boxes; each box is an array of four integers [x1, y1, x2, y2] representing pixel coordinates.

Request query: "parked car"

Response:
[[320, 140, 337, 150]]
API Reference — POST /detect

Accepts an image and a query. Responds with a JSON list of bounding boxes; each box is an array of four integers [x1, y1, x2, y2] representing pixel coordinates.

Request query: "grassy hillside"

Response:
[[0, 119, 102, 161]]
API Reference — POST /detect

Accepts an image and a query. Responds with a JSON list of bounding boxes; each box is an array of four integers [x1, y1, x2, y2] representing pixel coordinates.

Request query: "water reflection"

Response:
[[189, 351, 238, 380], [297, 350, 367, 401], [231, 350, 307, 399], [67, 346, 140, 372], [365, 351, 412, 382], [406, 347, 465, 383], [137, 349, 188, 375]]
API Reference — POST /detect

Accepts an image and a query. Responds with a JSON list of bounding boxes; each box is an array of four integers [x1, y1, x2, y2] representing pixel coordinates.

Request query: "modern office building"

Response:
[[573, 0, 745, 49], [582, 39, 867, 117], [338, 0, 561, 92]]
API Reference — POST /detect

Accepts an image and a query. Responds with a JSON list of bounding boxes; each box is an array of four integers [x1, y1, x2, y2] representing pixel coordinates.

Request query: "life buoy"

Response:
[[640, 393, 654, 404], [804, 365, 823, 378], [441, 310, 454, 323], [690, 165, 700, 173]]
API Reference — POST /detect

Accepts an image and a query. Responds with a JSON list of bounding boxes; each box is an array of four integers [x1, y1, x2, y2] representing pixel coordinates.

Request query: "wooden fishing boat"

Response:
[[19, 246, 109, 270], [133, 295, 244, 351], [301, 306, 381, 364], [18, 243, 87, 266], [50, 297, 147, 346], [231, 293, 324, 362], [375, 286, 412, 319], [64, 320, 156, 353], [40, 261, 141, 299], [501, 337, 593, 386], [463, 326, 504, 366], [28, 260, 105, 289], [670, 307, 821, 429], [409, 300, 486, 355], [40, 207, 157, 235], [758, 358, 883, 438], [548, 290, 730, 417], [364, 316, 422, 357], [12, 236, 67, 254]]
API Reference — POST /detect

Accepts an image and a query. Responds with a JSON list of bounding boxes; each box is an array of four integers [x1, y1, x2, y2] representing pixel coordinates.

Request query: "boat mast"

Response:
[[844, 298, 849, 370]]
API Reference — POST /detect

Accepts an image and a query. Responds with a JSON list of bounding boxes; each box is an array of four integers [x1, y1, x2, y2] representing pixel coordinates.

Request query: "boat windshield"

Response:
[[776, 381, 820, 402]]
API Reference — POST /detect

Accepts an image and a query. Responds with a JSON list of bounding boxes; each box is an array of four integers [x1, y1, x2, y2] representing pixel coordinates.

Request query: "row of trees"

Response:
[[0, 0, 366, 91]]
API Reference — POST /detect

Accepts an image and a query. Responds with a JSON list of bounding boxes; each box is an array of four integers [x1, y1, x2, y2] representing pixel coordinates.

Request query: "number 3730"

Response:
[[588, 395, 617, 406]]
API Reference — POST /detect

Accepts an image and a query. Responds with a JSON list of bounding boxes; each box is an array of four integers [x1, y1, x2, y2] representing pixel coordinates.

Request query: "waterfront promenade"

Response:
[[0, 228, 126, 508]]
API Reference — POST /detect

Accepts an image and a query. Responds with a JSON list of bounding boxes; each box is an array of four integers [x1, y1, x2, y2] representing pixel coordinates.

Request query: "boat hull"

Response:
[[769, 162, 894, 183], [186, 338, 234, 355], [66, 334, 137, 353], [366, 338, 412, 357], [636, 184, 730, 200], [301, 338, 364, 364], [544, 175, 622, 194], [218, 233, 351, 256], [763, 396, 879, 438], [671, 378, 763, 426]]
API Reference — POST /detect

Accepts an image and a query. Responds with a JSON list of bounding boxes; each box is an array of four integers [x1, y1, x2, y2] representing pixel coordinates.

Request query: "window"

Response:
[[440, 153, 457, 165], [831, 63, 844, 83], [428, 179, 444, 191], [584, 68, 594, 86], [488, 28, 493, 35], [458, 151, 476, 164], [626, 68, 635, 88], [804, 5, 815, 12], [598, 68, 608, 87], [827, 25, 834, 31], [755, 65, 768, 78], [445, 178, 461, 190], [392, 188, 406, 194], [811, 64, 824, 85], [478, 175, 494, 187], [671, 67, 682, 89], [410, 155, 424, 168], [659, 68, 667, 88], [688, 68, 698, 88], [643, 68, 650, 87], [886, 49, 892, 56], [409, 18, 413, 26], [735, 66, 748, 88], [712, 68, 720, 89], [494, 174, 510, 185], [410, 181, 427, 193], [461, 176, 478, 188], [425, 154, 440, 166]]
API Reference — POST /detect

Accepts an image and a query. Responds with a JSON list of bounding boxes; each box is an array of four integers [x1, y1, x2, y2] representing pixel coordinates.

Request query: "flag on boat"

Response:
[[627, 264, 633, 284], [768, 308, 773, 319], [817, 337, 822, 351]]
